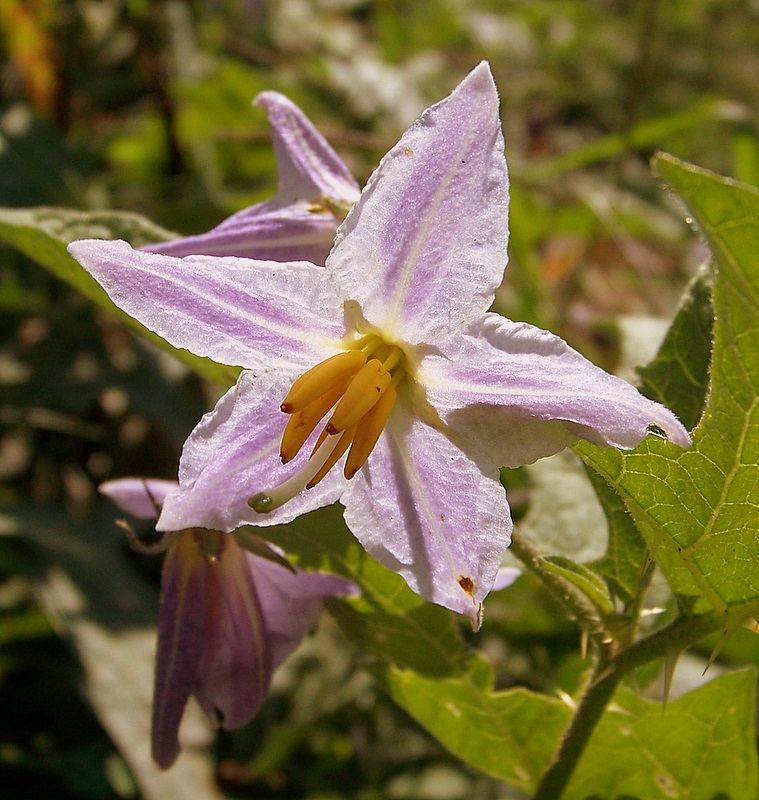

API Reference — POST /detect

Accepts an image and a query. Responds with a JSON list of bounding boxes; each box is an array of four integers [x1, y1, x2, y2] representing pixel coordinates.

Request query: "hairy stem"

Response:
[[532, 612, 727, 799], [533, 654, 621, 800]]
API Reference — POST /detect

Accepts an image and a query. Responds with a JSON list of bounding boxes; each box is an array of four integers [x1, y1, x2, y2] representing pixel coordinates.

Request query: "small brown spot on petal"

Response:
[[404, 146, 414, 157], [458, 576, 474, 597]]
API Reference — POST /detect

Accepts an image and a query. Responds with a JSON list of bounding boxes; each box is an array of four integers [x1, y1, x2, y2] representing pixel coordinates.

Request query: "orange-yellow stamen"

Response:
[[248, 339, 407, 514], [306, 425, 357, 488], [326, 359, 391, 434], [280, 379, 349, 463], [344, 384, 397, 479], [280, 350, 366, 413]]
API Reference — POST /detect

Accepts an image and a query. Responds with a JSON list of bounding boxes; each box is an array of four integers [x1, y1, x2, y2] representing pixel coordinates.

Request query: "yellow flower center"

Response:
[[249, 335, 406, 514]]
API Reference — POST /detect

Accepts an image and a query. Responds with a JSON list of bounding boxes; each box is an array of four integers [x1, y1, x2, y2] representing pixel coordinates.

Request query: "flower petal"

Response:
[[158, 371, 348, 533], [249, 555, 358, 667], [493, 566, 521, 591], [254, 91, 361, 206], [193, 537, 272, 730], [67, 239, 345, 371], [152, 533, 207, 769], [99, 478, 177, 519], [145, 201, 342, 266], [341, 390, 512, 626], [327, 62, 509, 346], [421, 313, 691, 466], [143, 91, 358, 262], [431, 401, 580, 469]]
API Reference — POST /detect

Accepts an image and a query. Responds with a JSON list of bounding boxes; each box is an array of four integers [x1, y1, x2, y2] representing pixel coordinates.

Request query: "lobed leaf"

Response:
[[382, 663, 570, 793], [585, 466, 649, 604], [567, 669, 758, 800], [260, 504, 474, 678], [636, 270, 714, 433], [577, 155, 759, 620], [261, 505, 569, 792]]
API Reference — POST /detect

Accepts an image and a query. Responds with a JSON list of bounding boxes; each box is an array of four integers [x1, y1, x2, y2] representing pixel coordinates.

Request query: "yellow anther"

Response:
[[280, 380, 348, 463], [306, 426, 356, 489], [344, 385, 397, 479], [261, 339, 408, 512], [280, 350, 366, 414], [326, 359, 391, 434]]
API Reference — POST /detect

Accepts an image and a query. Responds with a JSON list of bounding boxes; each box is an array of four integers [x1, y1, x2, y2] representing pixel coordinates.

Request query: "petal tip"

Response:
[[253, 89, 285, 111], [67, 237, 130, 264], [668, 424, 692, 448], [466, 602, 484, 632], [99, 477, 176, 519], [66, 237, 102, 257], [151, 735, 180, 771], [459, 60, 498, 99], [647, 405, 692, 449]]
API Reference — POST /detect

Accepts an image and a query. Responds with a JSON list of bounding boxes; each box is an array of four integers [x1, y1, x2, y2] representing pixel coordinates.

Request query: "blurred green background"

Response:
[[1, 1, 757, 798]]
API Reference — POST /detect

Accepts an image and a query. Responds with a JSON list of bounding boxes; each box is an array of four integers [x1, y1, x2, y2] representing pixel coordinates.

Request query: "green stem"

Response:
[[532, 613, 726, 799], [614, 612, 724, 674], [533, 655, 622, 800]]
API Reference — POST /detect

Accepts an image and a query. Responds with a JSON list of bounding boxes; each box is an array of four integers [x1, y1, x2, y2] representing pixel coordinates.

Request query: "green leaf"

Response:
[[0, 206, 240, 386], [262, 506, 569, 791], [260, 505, 472, 677], [576, 156, 759, 621], [540, 556, 615, 616], [587, 267, 714, 605], [0, 607, 53, 647], [567, 669, 758, 800], [383, 662, 570, 793], [585, 466, 649, 604], [637, 270, 714, 432]]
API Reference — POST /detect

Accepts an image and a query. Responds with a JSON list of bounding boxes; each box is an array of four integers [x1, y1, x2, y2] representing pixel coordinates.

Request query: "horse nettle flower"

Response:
[[100, 478, 356, 769], [145, 92, 360, 265], [73, 63, 689, 628]]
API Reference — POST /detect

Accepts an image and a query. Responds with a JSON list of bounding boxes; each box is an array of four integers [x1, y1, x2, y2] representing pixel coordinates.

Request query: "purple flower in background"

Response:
[[73, 63, 689, 628], [145, 91, 360, 265], [100, 478, 356, 769]]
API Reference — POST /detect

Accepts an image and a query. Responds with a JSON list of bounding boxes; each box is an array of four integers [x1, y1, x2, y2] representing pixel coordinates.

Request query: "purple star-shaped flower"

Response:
[[100, 478, 356, 769], [145, 91, 360, 265], [72, 63, 689, 627]]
